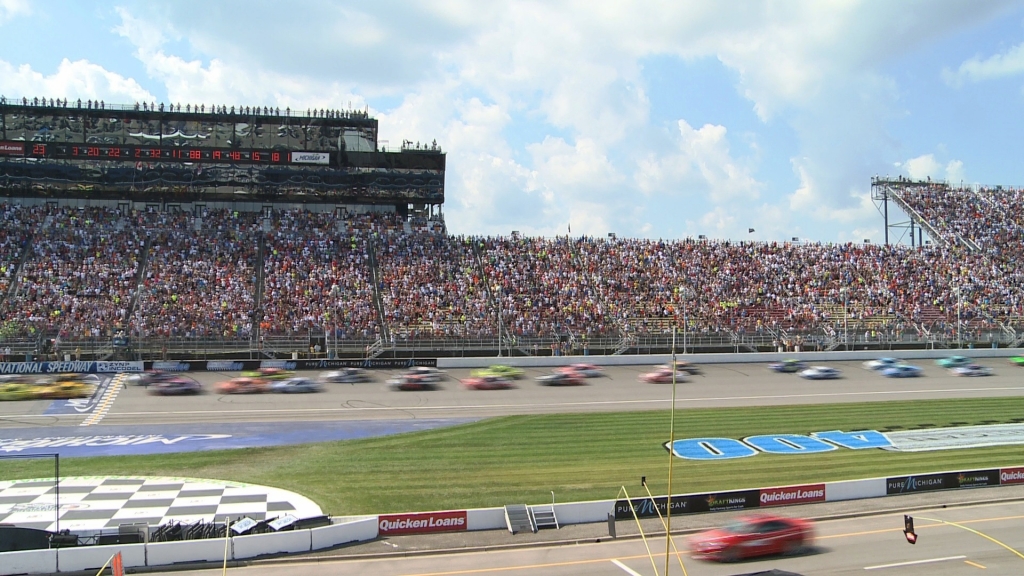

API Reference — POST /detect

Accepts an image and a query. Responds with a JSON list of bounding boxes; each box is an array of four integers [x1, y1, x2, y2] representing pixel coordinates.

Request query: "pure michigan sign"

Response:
[[667, 423, 1024, 460]]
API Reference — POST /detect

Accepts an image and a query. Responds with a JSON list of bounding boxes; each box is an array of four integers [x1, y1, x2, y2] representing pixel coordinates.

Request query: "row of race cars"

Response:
[[130, 363, 612, 395], [766, 354, 1009, 379], [0, 373, 96, 401]]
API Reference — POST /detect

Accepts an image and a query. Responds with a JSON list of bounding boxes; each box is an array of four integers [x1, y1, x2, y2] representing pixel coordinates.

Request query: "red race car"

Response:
[[639, 368, 688, 383], [216, 377, 268, 394], [387, 375, 438, 391], [463, 375, 516, 390], [689, 515, 814, 562]]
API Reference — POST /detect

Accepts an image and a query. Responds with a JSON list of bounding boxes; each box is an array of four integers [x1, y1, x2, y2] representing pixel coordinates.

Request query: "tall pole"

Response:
[[957, 285, 962, 349], [665, 327, 678, 576]]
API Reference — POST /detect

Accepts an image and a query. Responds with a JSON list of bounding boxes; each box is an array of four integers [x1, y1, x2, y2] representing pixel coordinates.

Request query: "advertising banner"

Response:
[[0, 361, 143, 374], [1000, 467, 1024, 485], [887, 469, 999, 494], [955, 469, 1000, 488], [759, 484, 826, 507], [294, 358, 438, 370], [0, 141, 25, 155], [378, 510, 467, 535], [290, 151, 330, 165], [614, 489, 760, 520]]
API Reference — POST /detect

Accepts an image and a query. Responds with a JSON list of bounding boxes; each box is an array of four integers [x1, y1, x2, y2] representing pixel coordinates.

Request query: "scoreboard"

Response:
[[1, 142, 302, 165]]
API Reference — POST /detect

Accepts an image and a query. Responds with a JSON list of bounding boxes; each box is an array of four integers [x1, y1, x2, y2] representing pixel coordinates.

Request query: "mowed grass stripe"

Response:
[[2, 397, 1024, 515]]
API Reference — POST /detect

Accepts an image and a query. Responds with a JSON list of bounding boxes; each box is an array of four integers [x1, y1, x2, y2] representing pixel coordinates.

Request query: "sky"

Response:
[[2, 1, 1024, 243]]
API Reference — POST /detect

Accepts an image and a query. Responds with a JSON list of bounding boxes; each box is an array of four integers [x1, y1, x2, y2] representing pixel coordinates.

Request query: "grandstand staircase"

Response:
[[885, 187, 951, 249], [2, 232, 35, 303], [470, 241, 523, 353], [364, 236, 391, 344], [251, 234, 267, 348], [123, 237, 153, 334]]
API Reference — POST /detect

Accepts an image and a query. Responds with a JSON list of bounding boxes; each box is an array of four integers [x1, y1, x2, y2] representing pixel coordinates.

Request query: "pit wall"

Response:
[[436, 348, 1020, 369], [3, 466, 1022, 575]]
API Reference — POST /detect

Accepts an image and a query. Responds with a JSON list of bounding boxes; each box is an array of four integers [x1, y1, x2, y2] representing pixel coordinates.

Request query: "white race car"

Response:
[[798, 366, 842, 380], [863, 358, 902, 371], [404, 367, 447, 382], [320, 368, 372, 383], [951, 364, 993, 377]]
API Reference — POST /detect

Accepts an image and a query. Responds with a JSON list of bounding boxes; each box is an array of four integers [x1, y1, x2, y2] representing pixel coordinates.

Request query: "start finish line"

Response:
[[666, 423, 1024, 460]]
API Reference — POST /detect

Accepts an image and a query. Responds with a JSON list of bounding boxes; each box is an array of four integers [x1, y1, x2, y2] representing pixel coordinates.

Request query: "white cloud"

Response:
[[943, 42, 1024, 86], [902, 153, 968, 183], [0, 0, 30, 25], [0, 58, 154, 104]]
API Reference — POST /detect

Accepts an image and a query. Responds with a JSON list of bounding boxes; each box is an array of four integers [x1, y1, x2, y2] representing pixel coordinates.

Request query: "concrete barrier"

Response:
[[466, 507, 506, 531], [310, 517, 377, 550], [826, 478, 886, 502], [232, 529, 311, 559], [146, 538, 229, 566], [550, 499, 615, 525], [0, 549, 56, 576], [55, 542, 146, 572], [437, 348, 1020, 369]]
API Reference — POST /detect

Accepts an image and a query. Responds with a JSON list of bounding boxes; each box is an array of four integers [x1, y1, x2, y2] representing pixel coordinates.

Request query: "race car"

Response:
[[271, 377, 322, 393], [881, 364, 923, 378], [35, 381, 93, 399], [128, 370, 176, 387], [216, 377, 269, 394], [798, 366, 842, 380], [404, 367, 447, 382], [387, 374, 438, 391], [662, 360, 702, 374], [937, 355, 972, 368], [768, 359, 806, 373], [689, 514, 814, 562], [556, 363, 605, 377], [536, 372, 586, 386], [472, 365, 525, 379], [148, 377, 202, 395], [463, 375, 516, 390], [1010, 356, 1024, 366], [951, 364, 993, 377], [863, 357, 902, 371], [0, 383, 35, 401], [319, 368, 373, 384], [241, 367, 294, 380], [640, 368, 688, 383]]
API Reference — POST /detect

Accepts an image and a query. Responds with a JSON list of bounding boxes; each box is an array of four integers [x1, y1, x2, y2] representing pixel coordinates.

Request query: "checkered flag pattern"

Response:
[[0, 476, 322, 532]]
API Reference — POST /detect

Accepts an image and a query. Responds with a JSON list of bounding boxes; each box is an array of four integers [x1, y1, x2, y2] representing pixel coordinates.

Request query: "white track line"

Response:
[[864, 555, 966, 570], [80, 374, 126, 426], [610, 559, 644, 576]]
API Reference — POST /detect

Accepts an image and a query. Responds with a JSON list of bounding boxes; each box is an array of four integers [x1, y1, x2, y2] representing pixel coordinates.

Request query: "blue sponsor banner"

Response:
[[0, 419, 479, 457], [0, 361, 142, 374]]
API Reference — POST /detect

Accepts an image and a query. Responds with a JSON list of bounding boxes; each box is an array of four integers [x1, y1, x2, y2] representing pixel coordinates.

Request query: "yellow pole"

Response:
[[666, 327, 678, 576], [92, 553, 114, 576], [640, 482, 688, 576], [618, 486, 660, 576], [222, 517, 232, 575]]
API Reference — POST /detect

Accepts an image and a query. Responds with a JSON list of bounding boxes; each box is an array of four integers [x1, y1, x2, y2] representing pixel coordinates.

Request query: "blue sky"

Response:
[[2, 1, 1024, 243]]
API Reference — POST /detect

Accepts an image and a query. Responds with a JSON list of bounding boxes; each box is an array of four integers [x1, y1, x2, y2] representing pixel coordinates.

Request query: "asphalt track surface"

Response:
[[1, 359, 1023, 429]]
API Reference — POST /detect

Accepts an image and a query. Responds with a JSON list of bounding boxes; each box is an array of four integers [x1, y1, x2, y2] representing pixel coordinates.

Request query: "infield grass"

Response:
[[3, 397, 1024, 515]]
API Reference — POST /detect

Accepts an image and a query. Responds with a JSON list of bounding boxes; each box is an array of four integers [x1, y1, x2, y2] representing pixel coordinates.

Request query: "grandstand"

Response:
[[1, 98, 1023, 360]]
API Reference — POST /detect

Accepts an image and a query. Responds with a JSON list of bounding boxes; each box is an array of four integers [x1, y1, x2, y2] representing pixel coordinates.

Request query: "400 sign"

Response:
[[667, 430, 892, 460]]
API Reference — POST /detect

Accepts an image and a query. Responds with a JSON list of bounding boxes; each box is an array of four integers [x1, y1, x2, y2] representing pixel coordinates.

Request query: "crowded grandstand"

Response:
[[1, 99, 1023, 360]]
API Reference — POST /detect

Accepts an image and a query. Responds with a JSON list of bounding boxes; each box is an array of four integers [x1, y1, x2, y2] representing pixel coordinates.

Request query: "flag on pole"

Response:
[[112, 552, 124, 576], [748, 228, 755, 233]]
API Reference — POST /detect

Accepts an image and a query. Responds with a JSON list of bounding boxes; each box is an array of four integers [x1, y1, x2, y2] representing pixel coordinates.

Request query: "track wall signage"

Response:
[[377, 510, 467, 535], [144, 358, 438, 372], [0, 361, 142, 374], [668, 423, 1024, 460]]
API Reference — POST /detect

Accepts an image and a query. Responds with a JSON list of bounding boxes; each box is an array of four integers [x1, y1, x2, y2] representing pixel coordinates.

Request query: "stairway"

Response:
[[530, 505, 559, 530], [503, 504, 534, 534], [365, 235, 390, 343]]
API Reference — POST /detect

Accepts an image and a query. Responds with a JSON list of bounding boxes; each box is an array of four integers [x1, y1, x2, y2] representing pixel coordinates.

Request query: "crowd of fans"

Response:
[[0, 184, 1021, 345]]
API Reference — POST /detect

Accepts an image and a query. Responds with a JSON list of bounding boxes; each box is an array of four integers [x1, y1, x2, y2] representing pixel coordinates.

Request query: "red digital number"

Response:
[[134, 148, 142, 158], [252, 151, 260, 161], [190, 150, 201, 160], [230, 151, 241, 161], [109, 148, 120, 158], [72, 146, 79, 156], [213, 150, 222, 160], [271, 152, 280, 162], [32, 144, 46, 155], [87, 147, 99, 156], [149, 149, 161, 158]]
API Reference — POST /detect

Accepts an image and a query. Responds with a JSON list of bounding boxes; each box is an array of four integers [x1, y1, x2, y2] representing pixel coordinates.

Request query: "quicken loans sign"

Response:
[[667, 423, 1024, 460]]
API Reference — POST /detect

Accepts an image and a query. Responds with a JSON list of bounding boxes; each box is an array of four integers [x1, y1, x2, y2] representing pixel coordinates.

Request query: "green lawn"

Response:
[[2, 397, 1024, 515]]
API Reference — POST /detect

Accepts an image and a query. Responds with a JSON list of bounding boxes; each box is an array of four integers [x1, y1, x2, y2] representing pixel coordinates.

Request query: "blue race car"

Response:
[[882, 365, 923, 378]]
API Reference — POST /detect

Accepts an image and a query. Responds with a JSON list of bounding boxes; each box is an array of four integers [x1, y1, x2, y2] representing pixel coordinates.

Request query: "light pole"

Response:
[[955, 283, 962, 349]]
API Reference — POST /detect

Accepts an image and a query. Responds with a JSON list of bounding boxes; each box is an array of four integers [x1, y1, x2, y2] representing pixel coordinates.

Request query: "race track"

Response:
[[2, 359, 1023, 429]]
